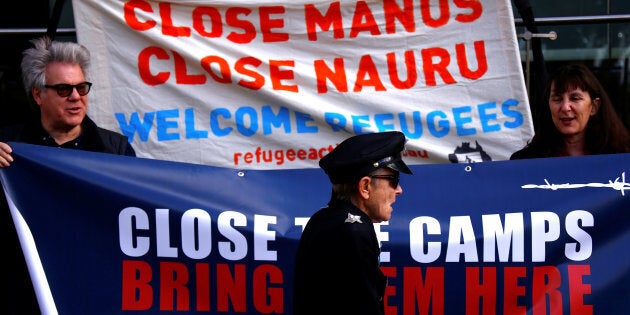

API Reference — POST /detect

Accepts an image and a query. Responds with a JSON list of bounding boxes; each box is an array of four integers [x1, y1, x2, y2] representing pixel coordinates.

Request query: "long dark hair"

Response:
[[525, 64, 630, 156]]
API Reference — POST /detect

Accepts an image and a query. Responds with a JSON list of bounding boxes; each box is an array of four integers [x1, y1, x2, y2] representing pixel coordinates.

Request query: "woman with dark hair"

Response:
[[511, 63, 630, 159]]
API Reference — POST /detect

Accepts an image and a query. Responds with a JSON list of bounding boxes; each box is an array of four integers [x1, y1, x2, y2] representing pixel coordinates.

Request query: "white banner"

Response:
[[73, 0, 533, 169]]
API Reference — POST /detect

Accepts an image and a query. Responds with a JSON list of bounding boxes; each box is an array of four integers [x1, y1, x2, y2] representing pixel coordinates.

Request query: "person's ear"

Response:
[[358, 176, 370, 198], [591, 97, 601, 115], [32, 87, 43, 106]]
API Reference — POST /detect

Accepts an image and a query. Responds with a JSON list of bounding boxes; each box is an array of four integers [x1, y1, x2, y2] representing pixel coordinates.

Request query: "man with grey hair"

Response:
[[0, 36, 134, 160], [0, 36, 135, 313]]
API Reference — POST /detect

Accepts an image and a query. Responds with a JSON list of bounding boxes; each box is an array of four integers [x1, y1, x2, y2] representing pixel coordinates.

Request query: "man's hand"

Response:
[[0, 142, 14, 167]]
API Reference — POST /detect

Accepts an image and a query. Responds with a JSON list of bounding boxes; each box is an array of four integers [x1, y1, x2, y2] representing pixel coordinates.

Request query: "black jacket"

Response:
[[0, 115, 135, 156], [293, 199, 387, 315], [0, 115, 135, 314]]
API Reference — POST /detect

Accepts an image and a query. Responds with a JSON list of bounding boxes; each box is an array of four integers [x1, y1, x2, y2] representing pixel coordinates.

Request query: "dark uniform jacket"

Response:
[[0, 115, 135, 314], [293, 199, 387, 315]]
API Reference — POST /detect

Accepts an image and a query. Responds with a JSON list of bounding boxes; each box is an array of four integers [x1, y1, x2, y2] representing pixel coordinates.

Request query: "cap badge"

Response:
[[373, 156, 393, 168], [345, 213, 363, 224]]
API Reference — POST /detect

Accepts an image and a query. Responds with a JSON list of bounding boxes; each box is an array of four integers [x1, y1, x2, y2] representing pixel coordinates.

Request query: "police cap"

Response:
[[319, 131, 413, 184]]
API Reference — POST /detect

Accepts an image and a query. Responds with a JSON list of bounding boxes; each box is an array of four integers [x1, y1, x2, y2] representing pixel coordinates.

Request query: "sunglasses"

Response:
[[44, 82, 92, 97], [369, 174, 400, 188]]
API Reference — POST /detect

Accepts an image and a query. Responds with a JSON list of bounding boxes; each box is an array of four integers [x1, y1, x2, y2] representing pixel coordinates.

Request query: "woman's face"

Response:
[[548, 83, 599, 137]]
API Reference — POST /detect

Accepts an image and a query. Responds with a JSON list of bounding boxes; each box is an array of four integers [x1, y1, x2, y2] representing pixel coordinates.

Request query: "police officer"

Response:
[[293, 131, 413, 315]]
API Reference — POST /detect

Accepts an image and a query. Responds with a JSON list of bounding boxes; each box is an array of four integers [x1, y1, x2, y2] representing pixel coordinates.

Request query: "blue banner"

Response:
[[1, 142, 629, 314]]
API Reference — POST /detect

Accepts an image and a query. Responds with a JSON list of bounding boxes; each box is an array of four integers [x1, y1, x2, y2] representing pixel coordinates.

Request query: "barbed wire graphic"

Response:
[[521, 172, 630, 196]]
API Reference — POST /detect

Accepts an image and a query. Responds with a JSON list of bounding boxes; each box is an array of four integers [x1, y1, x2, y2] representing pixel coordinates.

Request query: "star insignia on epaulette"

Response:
[[345, 213, 362, 223]]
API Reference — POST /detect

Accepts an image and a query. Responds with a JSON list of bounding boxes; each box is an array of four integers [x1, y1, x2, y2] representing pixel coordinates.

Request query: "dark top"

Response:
[[509, 146, 549, 160], [0, 115, 135, 314], [0, 115, 135, 156], [293, 199, 386, 315]]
